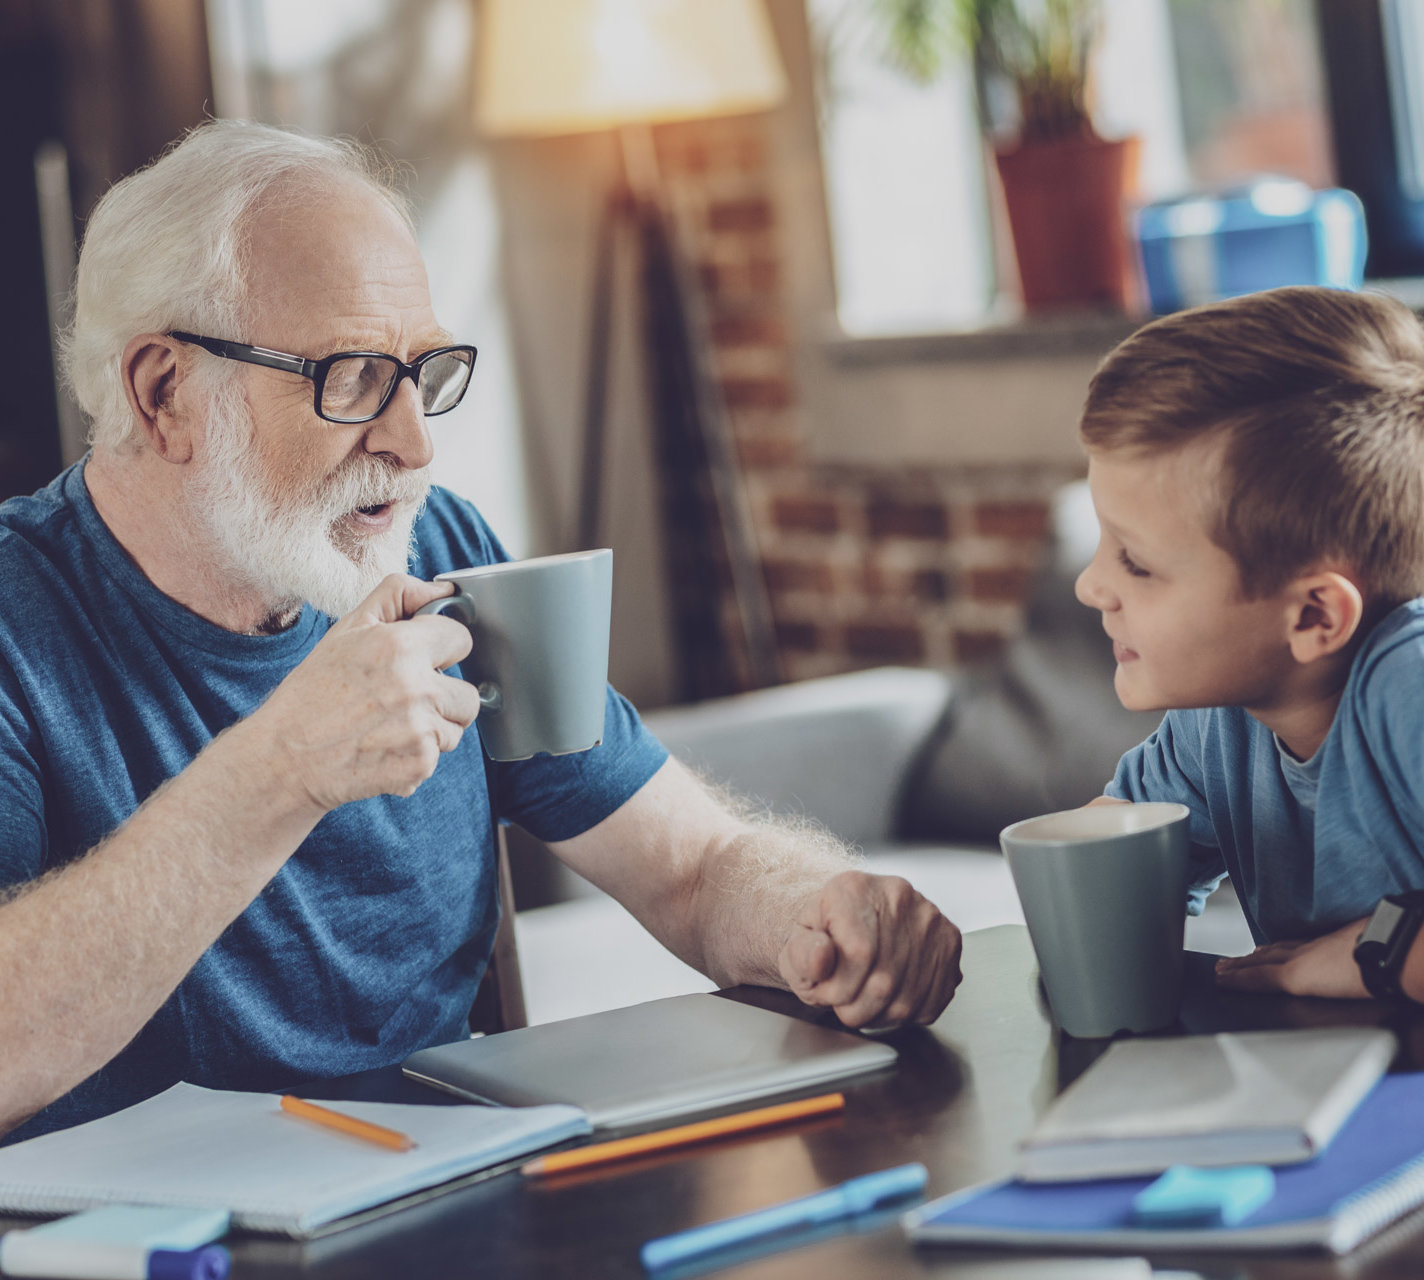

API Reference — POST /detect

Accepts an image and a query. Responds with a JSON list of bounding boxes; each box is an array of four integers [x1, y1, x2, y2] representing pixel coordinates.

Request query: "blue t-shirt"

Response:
[[1108, 599, 1424, 944], [0, 462, 667, 1141]]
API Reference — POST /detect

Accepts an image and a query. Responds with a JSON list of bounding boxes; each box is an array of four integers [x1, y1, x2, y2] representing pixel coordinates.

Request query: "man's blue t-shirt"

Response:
[[0, 462, 667, 1141], [1108, 599, 1424, 944]]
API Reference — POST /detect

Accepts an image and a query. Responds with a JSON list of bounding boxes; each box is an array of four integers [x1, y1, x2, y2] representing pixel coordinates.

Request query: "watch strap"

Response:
[[1355, 891, 1424, 999]]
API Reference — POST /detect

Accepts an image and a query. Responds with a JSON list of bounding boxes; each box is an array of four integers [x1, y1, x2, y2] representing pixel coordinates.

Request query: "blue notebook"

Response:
[[906, 1073, 1424, 1255]]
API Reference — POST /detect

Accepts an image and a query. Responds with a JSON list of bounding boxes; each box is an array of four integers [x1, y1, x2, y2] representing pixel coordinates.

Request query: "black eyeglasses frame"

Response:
[[166, 330, 478, 425]]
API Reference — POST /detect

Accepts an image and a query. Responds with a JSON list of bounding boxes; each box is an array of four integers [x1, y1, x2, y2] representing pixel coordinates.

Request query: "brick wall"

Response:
[[654, 114, 1081, 688]]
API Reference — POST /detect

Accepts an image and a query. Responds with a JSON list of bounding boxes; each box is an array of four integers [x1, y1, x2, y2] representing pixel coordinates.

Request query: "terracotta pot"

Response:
[[994, 133, 1140, 312]]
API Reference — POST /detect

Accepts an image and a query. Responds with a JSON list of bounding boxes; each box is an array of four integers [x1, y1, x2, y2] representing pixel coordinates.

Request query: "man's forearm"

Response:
[[680, 821, 859, 989], [0, 715, 323, 1136], [613, 806, 963, 1027], [549, 760, 856, 989], [553, 759, 963, 1027]]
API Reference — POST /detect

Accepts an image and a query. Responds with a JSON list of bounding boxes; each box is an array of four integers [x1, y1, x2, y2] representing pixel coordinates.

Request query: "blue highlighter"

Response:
[[1131, 1164, 1276, 1228], [0, 1207, 231, 1280], [641, 1163, 928, 1272]]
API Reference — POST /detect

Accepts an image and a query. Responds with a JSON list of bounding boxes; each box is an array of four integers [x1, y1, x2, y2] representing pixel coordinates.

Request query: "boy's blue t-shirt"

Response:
[[0, 462, 667, 1141], [1108, 599, 1424, 944]]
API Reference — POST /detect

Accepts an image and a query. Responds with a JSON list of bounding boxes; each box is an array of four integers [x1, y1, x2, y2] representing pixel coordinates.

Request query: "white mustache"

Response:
[[310, 459, 431, 518]]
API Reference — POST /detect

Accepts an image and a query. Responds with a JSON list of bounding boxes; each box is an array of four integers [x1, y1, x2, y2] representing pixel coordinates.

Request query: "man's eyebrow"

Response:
[[316, 329, 459, 358]]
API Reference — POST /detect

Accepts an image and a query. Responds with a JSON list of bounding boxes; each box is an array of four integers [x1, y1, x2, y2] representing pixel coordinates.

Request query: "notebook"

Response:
[[0, 1083, 588, 1238], [402, 992, 898, 1128], [1016, 1026, 1396, 1181], [905, 1072, 1424, 1255]]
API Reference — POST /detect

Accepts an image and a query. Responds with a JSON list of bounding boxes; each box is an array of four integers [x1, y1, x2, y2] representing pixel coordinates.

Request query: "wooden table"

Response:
[[95, 927, 1424, 1277]]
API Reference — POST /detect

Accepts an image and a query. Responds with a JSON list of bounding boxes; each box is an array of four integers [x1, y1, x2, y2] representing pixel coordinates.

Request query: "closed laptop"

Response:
[[402, 993, 897, 1129]]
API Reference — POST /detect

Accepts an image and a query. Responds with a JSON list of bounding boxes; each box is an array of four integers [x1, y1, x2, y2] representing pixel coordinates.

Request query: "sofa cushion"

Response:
[[645, 666, 953, 848]]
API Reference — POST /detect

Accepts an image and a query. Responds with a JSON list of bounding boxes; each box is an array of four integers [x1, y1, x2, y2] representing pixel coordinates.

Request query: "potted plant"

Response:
[[873, 0, 1138, 312]]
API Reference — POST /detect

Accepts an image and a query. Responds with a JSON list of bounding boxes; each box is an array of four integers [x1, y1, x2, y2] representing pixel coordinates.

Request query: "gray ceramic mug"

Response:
[[415, 549, 613, 762], [1000, 802, 1191, 1038]]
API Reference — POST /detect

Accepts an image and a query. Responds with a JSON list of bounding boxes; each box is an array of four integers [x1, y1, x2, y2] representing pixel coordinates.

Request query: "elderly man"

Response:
[[0, 120, 962, 1143]]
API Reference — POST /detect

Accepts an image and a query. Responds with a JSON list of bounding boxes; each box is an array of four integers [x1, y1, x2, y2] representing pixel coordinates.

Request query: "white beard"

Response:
[[187, 378, 430, 619]]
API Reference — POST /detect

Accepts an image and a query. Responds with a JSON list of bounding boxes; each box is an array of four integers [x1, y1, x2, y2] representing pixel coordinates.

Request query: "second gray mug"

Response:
[[416, 549, 613, 762], [1000, 802, 1191, 1038]]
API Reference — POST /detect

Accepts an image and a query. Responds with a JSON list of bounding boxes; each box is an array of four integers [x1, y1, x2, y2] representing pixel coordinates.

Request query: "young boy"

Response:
[[1074, 285, 1424, 1000]]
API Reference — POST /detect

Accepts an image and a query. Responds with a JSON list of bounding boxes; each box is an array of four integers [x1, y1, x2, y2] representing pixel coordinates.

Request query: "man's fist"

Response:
[[778, 870, 963, 1028]]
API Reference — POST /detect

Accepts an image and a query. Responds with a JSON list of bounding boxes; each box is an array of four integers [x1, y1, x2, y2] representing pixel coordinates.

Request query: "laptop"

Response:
[[402, 993, 897, 1129]]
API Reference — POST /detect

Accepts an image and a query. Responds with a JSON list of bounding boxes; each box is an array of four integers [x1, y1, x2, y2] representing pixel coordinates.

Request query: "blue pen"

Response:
[[640, 1162, 928, 1272]]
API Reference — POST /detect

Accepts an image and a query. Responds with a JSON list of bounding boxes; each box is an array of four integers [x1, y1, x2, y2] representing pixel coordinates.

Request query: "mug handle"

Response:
[[414, 593, 503, 713]]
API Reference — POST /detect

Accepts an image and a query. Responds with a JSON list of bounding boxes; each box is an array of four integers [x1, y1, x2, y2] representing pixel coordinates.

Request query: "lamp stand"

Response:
[[575, 125, 782, 700]]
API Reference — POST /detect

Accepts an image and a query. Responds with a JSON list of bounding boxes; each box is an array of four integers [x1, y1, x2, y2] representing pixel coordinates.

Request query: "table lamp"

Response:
[[475, 0, 787, 697]]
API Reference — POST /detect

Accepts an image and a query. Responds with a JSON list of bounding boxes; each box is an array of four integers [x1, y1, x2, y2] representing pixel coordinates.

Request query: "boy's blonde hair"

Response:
[[1080, 286, 1424, 608]]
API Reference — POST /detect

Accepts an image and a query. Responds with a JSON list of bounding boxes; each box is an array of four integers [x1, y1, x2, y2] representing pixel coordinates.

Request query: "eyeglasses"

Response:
[[167, 331, 478, 424]]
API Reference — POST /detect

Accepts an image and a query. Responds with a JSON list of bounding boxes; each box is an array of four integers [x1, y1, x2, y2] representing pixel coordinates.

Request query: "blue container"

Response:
[[1134, 180, 1367, 314]]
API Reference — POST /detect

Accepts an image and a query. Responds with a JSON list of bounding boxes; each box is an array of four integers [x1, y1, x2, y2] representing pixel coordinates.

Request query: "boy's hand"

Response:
[[1214, 917, 1370, 999]]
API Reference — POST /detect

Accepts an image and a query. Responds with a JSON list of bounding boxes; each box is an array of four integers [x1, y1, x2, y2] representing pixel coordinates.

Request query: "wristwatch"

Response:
[[1353, 891, 1424, 999]]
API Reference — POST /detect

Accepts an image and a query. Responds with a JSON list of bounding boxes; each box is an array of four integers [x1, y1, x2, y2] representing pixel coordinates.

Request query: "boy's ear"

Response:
[[1286, 570, 1364, 665], [119, 333, 193, 464]]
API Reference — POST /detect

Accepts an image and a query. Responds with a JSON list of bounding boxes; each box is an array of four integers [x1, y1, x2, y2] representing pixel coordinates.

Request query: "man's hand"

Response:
[[1214, 917, 1370, 999], [251, 574, 482, 817], [777, 870, 963, 1028]]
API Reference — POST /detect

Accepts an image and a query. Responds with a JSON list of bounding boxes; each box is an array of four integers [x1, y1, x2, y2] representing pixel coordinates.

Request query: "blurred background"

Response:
[[1, 0, 1417, 712]]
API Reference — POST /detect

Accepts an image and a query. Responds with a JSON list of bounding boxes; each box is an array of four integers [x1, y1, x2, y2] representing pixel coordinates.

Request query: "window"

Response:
[[808, 0, 993, 333], [204, 0, 535, 553], [809, 0, 1336, 335], [1167, 0, 1331, 190], [1324, 0, 1424, 277]]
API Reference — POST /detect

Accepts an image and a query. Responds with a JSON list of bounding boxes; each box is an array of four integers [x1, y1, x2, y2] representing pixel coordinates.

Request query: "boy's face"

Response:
[[1074, 443, 1300, 714]]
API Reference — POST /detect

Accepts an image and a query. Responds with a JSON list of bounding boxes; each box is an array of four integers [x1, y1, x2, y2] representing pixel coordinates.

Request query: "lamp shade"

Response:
[[476, 0, 788, 137]]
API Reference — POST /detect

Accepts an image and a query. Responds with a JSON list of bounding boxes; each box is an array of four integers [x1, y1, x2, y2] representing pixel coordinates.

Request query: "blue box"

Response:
[[1135, 180, 1367, 314]]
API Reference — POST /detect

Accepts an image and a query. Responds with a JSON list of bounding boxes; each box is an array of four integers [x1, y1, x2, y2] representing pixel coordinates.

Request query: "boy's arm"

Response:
[[1215, 914, 1424, 1002], [1221, 636, 1424, 998], [1213, 920, 1371, 998]]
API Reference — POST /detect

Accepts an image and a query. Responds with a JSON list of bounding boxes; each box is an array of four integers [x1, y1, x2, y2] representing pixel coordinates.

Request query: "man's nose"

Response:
[[364, 376, 434, 471]]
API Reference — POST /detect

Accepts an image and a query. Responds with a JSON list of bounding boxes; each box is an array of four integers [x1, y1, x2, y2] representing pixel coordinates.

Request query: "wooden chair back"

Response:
[[468, 826, 528, 1034]]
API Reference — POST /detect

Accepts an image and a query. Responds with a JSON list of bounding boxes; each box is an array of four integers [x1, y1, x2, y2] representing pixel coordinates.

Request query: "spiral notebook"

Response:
[[0, 1083, 589, 1238], [906, 1072, 1424, 1256]]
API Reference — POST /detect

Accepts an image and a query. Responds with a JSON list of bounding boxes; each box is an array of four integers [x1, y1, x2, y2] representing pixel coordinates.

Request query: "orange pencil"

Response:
[[279, 1095, 417, 1152], [521, 1092, 845, 1178]]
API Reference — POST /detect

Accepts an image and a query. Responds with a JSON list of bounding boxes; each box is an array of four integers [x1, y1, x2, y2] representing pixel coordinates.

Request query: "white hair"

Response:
[[61, 119, 414, 453]]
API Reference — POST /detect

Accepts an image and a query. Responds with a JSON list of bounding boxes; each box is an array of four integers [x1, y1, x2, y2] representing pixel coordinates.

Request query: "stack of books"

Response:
[[907, 1026, 1424, 1255]]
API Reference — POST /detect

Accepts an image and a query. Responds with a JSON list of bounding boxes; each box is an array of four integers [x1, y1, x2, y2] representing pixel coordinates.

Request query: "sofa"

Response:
[[512, 484, 1255, 1025]]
